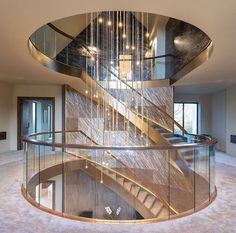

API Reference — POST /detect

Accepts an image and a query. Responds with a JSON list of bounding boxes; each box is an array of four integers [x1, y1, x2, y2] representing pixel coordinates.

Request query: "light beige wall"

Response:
[[174, 93, 212, 134], [0, 82, 13, 153], [211, 90, 226, 152], [226, 85, 236, 156], [10, 84, 62, 150]]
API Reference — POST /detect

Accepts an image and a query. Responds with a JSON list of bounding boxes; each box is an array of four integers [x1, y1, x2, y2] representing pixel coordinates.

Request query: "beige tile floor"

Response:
[[0, 150, 235, 233]]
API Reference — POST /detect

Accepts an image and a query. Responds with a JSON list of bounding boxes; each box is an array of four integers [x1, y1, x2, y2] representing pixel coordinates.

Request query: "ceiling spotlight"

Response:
[[85, 90, 88, 94], [107, 20, 112, 26], [126, 44, 129, 49], [131, 46, 135, 50], [91, 56, 95, 61], [136, 61, 140, 66], [145, 32, 150, 38], [122, 34, 126, 38], [110, 61, 114, 65], [118, 22, 123, 28], [98, 17, 103, 23]]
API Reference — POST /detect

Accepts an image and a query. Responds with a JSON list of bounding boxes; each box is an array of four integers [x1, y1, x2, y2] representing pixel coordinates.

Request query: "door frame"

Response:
[[17, 97, 55, 150]]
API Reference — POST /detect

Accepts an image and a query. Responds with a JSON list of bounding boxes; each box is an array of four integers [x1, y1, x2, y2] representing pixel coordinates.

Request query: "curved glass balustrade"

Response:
[[22, 130, 216, 223], [24, 11, 216, 223], [29, 11, 212, 82]]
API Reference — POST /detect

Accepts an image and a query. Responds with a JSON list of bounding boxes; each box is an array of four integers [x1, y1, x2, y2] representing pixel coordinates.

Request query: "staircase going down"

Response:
[[65, 155, 172, 219]]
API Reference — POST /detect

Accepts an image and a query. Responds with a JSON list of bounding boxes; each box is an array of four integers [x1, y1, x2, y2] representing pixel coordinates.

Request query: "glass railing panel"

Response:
[[23, 131, 216, 222], [30, 24, 73, 61], [26, 143, 40, 203], [23, 142, 27, 189], [169, 148, 194, 214], [209, 145, 216, 196], [194, 146, 210, 209]]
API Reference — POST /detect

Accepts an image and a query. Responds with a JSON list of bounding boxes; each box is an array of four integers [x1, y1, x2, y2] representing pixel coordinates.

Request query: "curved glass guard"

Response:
[[23, 131, 216, 222], [30, 11, 211, 81]]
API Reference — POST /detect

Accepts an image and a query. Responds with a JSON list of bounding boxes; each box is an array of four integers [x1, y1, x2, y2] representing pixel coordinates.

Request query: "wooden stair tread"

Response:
[[116, 176, 125, 185], [138, 190, 148, 202], [151, 201, 164, 216], [131, 185, 141, 197], [144, 195, 156, 209], [158, 206, 169, 218], [109, 172, 116, 179], [123, 180, 133, 191], [161, 133, 174, 138]]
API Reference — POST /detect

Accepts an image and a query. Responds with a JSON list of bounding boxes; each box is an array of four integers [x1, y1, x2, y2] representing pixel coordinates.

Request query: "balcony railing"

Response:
[[22, 130, 216, 223]]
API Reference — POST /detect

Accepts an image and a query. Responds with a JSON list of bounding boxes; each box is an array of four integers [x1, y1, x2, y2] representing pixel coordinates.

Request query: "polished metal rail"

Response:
[[23, 130, 217, 150]]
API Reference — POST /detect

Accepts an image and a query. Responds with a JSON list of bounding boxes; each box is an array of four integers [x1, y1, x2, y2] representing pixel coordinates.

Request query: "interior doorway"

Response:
[[17, 97, 55, 150]]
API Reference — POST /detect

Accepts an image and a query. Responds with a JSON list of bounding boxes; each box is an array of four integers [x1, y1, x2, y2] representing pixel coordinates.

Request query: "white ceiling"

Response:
[[0, 0, 236, 94]]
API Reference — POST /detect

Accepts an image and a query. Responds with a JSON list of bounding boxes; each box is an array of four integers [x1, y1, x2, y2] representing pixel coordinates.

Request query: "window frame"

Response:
[[174, 101, 199, 135]]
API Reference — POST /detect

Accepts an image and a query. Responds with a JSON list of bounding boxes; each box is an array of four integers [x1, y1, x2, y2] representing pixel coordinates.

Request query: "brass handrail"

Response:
[[23, 130, 217, 150]]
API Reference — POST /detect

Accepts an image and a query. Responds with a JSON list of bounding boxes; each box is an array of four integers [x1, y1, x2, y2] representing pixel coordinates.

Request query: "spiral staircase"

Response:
[[23, 12, 216, 222]]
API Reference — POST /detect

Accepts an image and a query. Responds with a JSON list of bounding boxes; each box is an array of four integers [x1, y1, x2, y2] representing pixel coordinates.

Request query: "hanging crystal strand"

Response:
[[122, 11, 126, 145], [126, 12, 130, 145], [90, 12, 94, 141], [134, 12, 138, 139], [106, 11, 110, 146], [108, 11, 111, 146], [100, 151, 103, 183], [125, 11, 129, 146], [85, 13, 89, 145], [111, 11, 115, 143], [146, 109, 149, 146], [146, 12, 150, 143], [115, 11, 119, 145], [96, 12, 99, 142], [141, 12, 144, 143], [131, 12, 135, 140]]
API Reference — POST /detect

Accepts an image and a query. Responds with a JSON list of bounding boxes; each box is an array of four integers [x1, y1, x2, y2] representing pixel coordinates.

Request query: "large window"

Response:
[[174, 102, 198, 135]]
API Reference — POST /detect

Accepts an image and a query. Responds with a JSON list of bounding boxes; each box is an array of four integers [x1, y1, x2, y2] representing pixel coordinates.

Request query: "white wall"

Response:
[[0, 82, 13, 153], [211, 90, 226, 152], [174, 93, 212, 134], [9, 84, 62, 151], [226, 85, 236, 156]]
